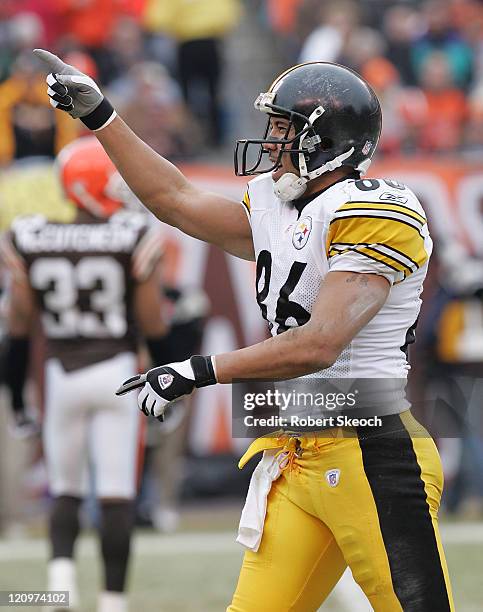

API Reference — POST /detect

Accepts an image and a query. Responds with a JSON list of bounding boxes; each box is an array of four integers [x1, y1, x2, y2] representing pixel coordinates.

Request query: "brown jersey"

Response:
[[8, 211, 162, 371]]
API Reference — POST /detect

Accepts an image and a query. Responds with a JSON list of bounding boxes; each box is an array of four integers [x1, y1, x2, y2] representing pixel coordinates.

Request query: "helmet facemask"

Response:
[[235, 91, 355, 201], [234, 91, 324, 177]]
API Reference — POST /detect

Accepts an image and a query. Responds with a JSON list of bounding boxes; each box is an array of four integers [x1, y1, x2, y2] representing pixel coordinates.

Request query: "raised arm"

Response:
[[96, 118, 253, 259], [33, 49, 254, 261]]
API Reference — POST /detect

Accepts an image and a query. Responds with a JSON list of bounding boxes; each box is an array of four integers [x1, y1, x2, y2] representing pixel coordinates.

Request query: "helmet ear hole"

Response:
[[319, 137, 333, 151]]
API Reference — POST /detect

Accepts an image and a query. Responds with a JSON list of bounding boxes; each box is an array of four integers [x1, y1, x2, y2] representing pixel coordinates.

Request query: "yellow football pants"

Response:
[[228, 411, 454, 612]]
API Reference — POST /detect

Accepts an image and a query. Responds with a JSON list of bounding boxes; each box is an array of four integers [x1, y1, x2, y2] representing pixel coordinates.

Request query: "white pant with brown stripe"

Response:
[[43, 353, 141, 499]]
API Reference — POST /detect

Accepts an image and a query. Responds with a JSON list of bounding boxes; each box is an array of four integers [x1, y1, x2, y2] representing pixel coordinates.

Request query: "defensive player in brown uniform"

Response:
[[1, 137, 165, 612]]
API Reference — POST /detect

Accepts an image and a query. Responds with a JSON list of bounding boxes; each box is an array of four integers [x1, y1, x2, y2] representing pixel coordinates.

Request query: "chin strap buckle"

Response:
[[301, 134, 321, 153]]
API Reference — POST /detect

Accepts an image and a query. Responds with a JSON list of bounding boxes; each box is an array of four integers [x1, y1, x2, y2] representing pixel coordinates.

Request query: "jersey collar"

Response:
[[292, 171, 360, 218]]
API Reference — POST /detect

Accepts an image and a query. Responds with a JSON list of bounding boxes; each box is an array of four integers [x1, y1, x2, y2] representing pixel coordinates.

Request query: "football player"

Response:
[[34, 50, 454, 611], [1, 136, 165, 612]]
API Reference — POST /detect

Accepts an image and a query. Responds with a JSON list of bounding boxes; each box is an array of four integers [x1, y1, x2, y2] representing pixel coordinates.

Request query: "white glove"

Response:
[[116, 355, 217, 420], [33, 48, 116, 130]]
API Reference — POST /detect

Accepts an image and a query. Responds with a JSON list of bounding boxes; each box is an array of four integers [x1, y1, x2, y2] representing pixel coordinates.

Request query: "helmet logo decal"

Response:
[[292, 216, 312, 249], [362, 140, 373, 156]]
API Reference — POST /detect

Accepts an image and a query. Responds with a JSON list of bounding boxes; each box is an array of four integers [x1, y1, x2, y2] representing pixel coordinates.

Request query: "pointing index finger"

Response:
[[33, 49, 66, 73], [115, 373, 147, 396]]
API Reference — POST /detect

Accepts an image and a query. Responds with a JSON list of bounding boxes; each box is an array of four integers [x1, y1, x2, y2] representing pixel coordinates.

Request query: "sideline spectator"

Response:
[[144, 0, 242, 146], [100, 16, 148, 85], [53, 0, 145, 84], [7, 2, 60, 47], [383, 4, 420, 85], [451, 0, 483, 86], [266, 0, 304, 38], [265, 0, 305, 62], [340, 27, 386, 73], [411, 0, 474, 91], [464, 82, 483, 151], [297, 1, 360, 64], [109, 61, 200, 158], [362, 57, 407, 155], [403, 52, 468, 153], [0, 52, 78, 165], [0, 11, 45, 83]]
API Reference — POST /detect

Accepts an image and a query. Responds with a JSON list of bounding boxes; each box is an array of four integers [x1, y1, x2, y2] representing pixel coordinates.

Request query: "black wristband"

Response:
[[190, 355, 216, 388], [4, 336, 30, 412], [80, 98, 116, 131]]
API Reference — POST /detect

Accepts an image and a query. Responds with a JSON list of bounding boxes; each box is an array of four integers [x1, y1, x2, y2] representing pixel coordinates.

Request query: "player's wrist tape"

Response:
[[80, 98, 117, 131], [190, 355, 217, 387]]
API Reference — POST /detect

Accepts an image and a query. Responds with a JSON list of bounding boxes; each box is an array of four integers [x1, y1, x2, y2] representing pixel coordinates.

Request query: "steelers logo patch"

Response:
[[292, 216, 312, 249]]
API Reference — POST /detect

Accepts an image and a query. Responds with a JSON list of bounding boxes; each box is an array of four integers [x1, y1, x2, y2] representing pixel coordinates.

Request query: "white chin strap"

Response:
[[273, 173, 308, 201], [273, 147, 355, 202]]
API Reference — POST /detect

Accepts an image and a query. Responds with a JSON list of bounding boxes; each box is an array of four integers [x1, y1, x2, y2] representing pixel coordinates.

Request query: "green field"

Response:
[[0, 519, 482, 611]]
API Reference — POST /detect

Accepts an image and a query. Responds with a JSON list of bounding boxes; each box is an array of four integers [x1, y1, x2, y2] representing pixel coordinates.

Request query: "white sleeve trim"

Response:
[[328, 251, 399, 285], [241, 201, 252, 226]]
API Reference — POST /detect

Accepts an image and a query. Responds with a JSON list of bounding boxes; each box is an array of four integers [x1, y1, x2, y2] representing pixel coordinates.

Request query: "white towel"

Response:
[[236, 449, 285, 552]]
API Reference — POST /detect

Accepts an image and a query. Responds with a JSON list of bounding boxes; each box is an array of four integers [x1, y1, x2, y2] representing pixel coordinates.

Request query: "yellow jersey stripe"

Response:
[[328, 249, 404, 276], [242, 190, 251, 214], [329, 242, 418, 271], [326, 216, 428, 270], [354, 245, 411, 272], [337, 201, 427, 225], [330, 211, 423, 234], [328, 245, 406, 272]]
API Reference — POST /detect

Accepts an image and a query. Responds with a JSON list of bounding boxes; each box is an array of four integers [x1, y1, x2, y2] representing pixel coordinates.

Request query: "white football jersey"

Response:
[[243, 174, 432, 383]]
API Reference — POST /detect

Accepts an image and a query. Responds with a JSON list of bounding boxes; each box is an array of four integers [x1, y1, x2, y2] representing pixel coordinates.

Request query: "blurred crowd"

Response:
[[0, 0, 243, 165], [0, 0, 482, 167], [267, 0, 483, 155]]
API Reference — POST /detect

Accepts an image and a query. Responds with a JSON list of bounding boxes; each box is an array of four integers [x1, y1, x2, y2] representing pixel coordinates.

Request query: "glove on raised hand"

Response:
[[33, 49, 116, 130]]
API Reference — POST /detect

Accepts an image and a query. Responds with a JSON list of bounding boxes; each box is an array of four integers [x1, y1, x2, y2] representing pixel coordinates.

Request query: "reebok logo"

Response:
[[379, 192, 408, 205]]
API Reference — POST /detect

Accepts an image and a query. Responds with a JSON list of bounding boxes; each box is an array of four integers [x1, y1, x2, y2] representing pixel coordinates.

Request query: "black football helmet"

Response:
[[234, 62, 382, 189]]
